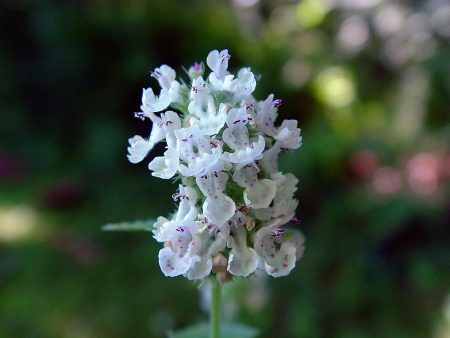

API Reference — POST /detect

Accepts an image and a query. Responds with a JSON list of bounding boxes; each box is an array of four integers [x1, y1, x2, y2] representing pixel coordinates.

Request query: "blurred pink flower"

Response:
[[372, 166, 402, 195], [407, 152, 439, 195], [349, 150, 379, 179], [50, 229, 101, 266]]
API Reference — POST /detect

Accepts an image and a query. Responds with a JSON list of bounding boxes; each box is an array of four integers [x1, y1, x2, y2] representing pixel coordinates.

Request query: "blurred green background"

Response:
[[1, 0, 449, 337]]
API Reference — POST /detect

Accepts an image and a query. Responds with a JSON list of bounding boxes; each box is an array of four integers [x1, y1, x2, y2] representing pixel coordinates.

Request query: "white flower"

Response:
[[159, 110, 182, 148], [207, 48, 234, 91], [151, 65, 176, 89], [189, 76, 210, 108], [151, 65, 182, 103], [158, 220, 198, 277], [274, 120, 302, 150], [147, 147, 180, 179], [222, 109, 265, 164], [176, 126, 223, 176], [253, 172, 299, 222], [196, 172, 236, 226], [202, 196, 236, 226], [127, 118, 166, 164], [127, 111, 181, 165], [172, 185, 199, 221], [189, 100, 227, 136], [152, 185, 198, 242], [159, 246, 192, 277], [243, 179, 277, 209], [128, 49, 304, 280], [222, 128, 265, 164], [230, 67, 257, 99], [233, 163, 277, 209], [254, 223, 304, 277], [255, 94, 281, 137], [153, 216, 171, 243], [140, 87, 171, 116], [225, 107, 252, 128], [227, 225, 258, 277], [184, 226, 229, 280], [207, 49, 231, 81], [127, 135, 154, 164]]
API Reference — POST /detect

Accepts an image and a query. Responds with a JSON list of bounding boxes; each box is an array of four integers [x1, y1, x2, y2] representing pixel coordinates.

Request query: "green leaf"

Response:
[[101, 219, 155, 232], [168, 322, 258, 338]]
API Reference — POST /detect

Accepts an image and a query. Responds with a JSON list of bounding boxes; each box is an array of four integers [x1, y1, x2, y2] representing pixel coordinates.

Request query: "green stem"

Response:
[[210, 280, 221, 338]]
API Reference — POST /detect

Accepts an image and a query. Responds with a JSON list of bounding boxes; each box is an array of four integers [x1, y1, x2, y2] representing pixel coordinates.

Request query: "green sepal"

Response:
[[224, 179, 245, 205], [211, 91, 233, 106]]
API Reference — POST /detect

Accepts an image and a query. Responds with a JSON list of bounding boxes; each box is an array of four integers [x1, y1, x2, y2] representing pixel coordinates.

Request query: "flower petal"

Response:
[[227, 226, 258, 277], [127, 135, 153, 164], [203, 195, 236, 226], [158, 247, 192, 277], [244, 179, 277, 209], [153, 216, 171, 242], [264, 242, 297, 277], [275, 120, 302, 150], [223, 135, 265, 164], [148, 147, 179, 179], [141, 87, 171, 114]]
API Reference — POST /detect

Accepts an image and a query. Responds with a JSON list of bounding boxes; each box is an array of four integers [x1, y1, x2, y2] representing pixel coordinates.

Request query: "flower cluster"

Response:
[[127, 49, 305, 280]]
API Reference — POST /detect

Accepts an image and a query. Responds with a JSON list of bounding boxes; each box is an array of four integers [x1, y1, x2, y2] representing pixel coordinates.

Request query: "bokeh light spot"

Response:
[[314, 66, 356, 108], [296, 0, 329, 29], [407, 153, 439, 195], [372, 166, 402, 195], [0, 205, 37, 242], [233, 0, 259, 8], [282, 59, 311, 87], [337, 16, 369, 53]]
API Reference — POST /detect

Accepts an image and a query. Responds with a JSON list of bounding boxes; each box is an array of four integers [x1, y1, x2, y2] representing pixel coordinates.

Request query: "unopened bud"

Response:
[[212, 253, 228, 273], [216, 271, 233, 283], [246, 217, 255, 231], [183, 115, 193, 128]]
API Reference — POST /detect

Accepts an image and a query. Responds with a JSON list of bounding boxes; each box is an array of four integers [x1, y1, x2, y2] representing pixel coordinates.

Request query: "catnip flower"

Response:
[[127, 49, 305, 280]]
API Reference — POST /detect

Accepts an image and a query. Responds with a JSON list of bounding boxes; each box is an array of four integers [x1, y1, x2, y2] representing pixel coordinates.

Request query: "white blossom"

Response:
[[147, 147, 179, 179], [176, 126, 223, 177], [158, 220, 198, 277], [255, 94, 281, 137], [207, 49, 233, 91], [254, 222, 304, 277], [127, 135, 154, 164], [140, 87, 171, 117], [233, 163, 277, 209], [185, 226, 229, 280], [253, 172, 299, 222], [151, 65, 182, 103], [274, 119, 302, 150], [230, 67, 257, 100], [227, 225, 258, 277], [222, 108, 265, 164], [127, 49, 304, 280], [189, 100, 227, 136], [196, 171, 236, 226]]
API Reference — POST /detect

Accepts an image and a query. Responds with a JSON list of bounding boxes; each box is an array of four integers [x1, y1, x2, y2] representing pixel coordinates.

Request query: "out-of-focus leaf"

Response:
[[168, 322, 258, 338], [101, 219, 155, 232]]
